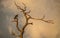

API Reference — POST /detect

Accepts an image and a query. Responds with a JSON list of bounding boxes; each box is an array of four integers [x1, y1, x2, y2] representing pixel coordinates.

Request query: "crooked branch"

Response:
[[12, 2, 54, 38]]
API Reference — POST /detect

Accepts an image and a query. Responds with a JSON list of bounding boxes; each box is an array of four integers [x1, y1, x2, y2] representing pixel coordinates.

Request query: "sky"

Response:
[[0, 0, 60, 38]]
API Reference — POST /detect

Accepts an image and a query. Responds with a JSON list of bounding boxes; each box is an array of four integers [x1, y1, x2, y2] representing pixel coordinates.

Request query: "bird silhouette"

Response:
[[12, 14, 18, 22], [14, 14, 18, 19]]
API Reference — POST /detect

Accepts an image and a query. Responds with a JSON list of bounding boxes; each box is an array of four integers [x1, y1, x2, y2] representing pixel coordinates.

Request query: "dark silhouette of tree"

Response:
[[12, 2, 54, 38]]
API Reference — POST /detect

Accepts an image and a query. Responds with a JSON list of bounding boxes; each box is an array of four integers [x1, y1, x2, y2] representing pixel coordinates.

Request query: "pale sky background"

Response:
[[0, 0, 60, 38]]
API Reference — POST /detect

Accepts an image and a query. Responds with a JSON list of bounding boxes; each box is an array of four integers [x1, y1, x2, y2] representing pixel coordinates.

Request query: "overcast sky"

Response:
[[0, 0, 60, 38]]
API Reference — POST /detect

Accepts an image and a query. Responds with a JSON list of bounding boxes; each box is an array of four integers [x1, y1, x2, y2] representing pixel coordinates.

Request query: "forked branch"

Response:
[[12, 2, 54, 38], [30, 16, 54, 24]]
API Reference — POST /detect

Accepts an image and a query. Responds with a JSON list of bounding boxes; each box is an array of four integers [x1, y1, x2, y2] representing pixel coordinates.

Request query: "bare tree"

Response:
[[12, 2, 54, 38]]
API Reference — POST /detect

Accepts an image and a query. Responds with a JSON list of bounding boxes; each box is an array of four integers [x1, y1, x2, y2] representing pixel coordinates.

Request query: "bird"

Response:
[[13, 14, 18, 22], [14, 14, 18, 19]]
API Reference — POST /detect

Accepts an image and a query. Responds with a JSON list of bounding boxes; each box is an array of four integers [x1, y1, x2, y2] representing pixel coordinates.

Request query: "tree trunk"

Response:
[[20, 35, 23, 38], [20, 32, 23, 38]]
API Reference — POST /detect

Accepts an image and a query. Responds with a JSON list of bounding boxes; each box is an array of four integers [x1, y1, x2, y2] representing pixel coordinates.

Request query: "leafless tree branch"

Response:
[[30, 16, 54, 24], [12, 2, 54, 38]]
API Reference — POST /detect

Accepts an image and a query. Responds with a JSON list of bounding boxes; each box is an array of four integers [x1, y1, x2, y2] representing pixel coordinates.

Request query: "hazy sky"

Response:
[[0, 0, 60, 38]]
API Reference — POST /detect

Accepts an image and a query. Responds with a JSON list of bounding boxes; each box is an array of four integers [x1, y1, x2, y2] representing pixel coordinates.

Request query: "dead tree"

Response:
[[12, 2, 54, 38]]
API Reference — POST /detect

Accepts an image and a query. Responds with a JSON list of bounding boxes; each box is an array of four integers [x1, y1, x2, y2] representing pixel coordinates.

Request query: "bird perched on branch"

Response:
[[14, 14, 18, 19], [12, 14, 18, 22]]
